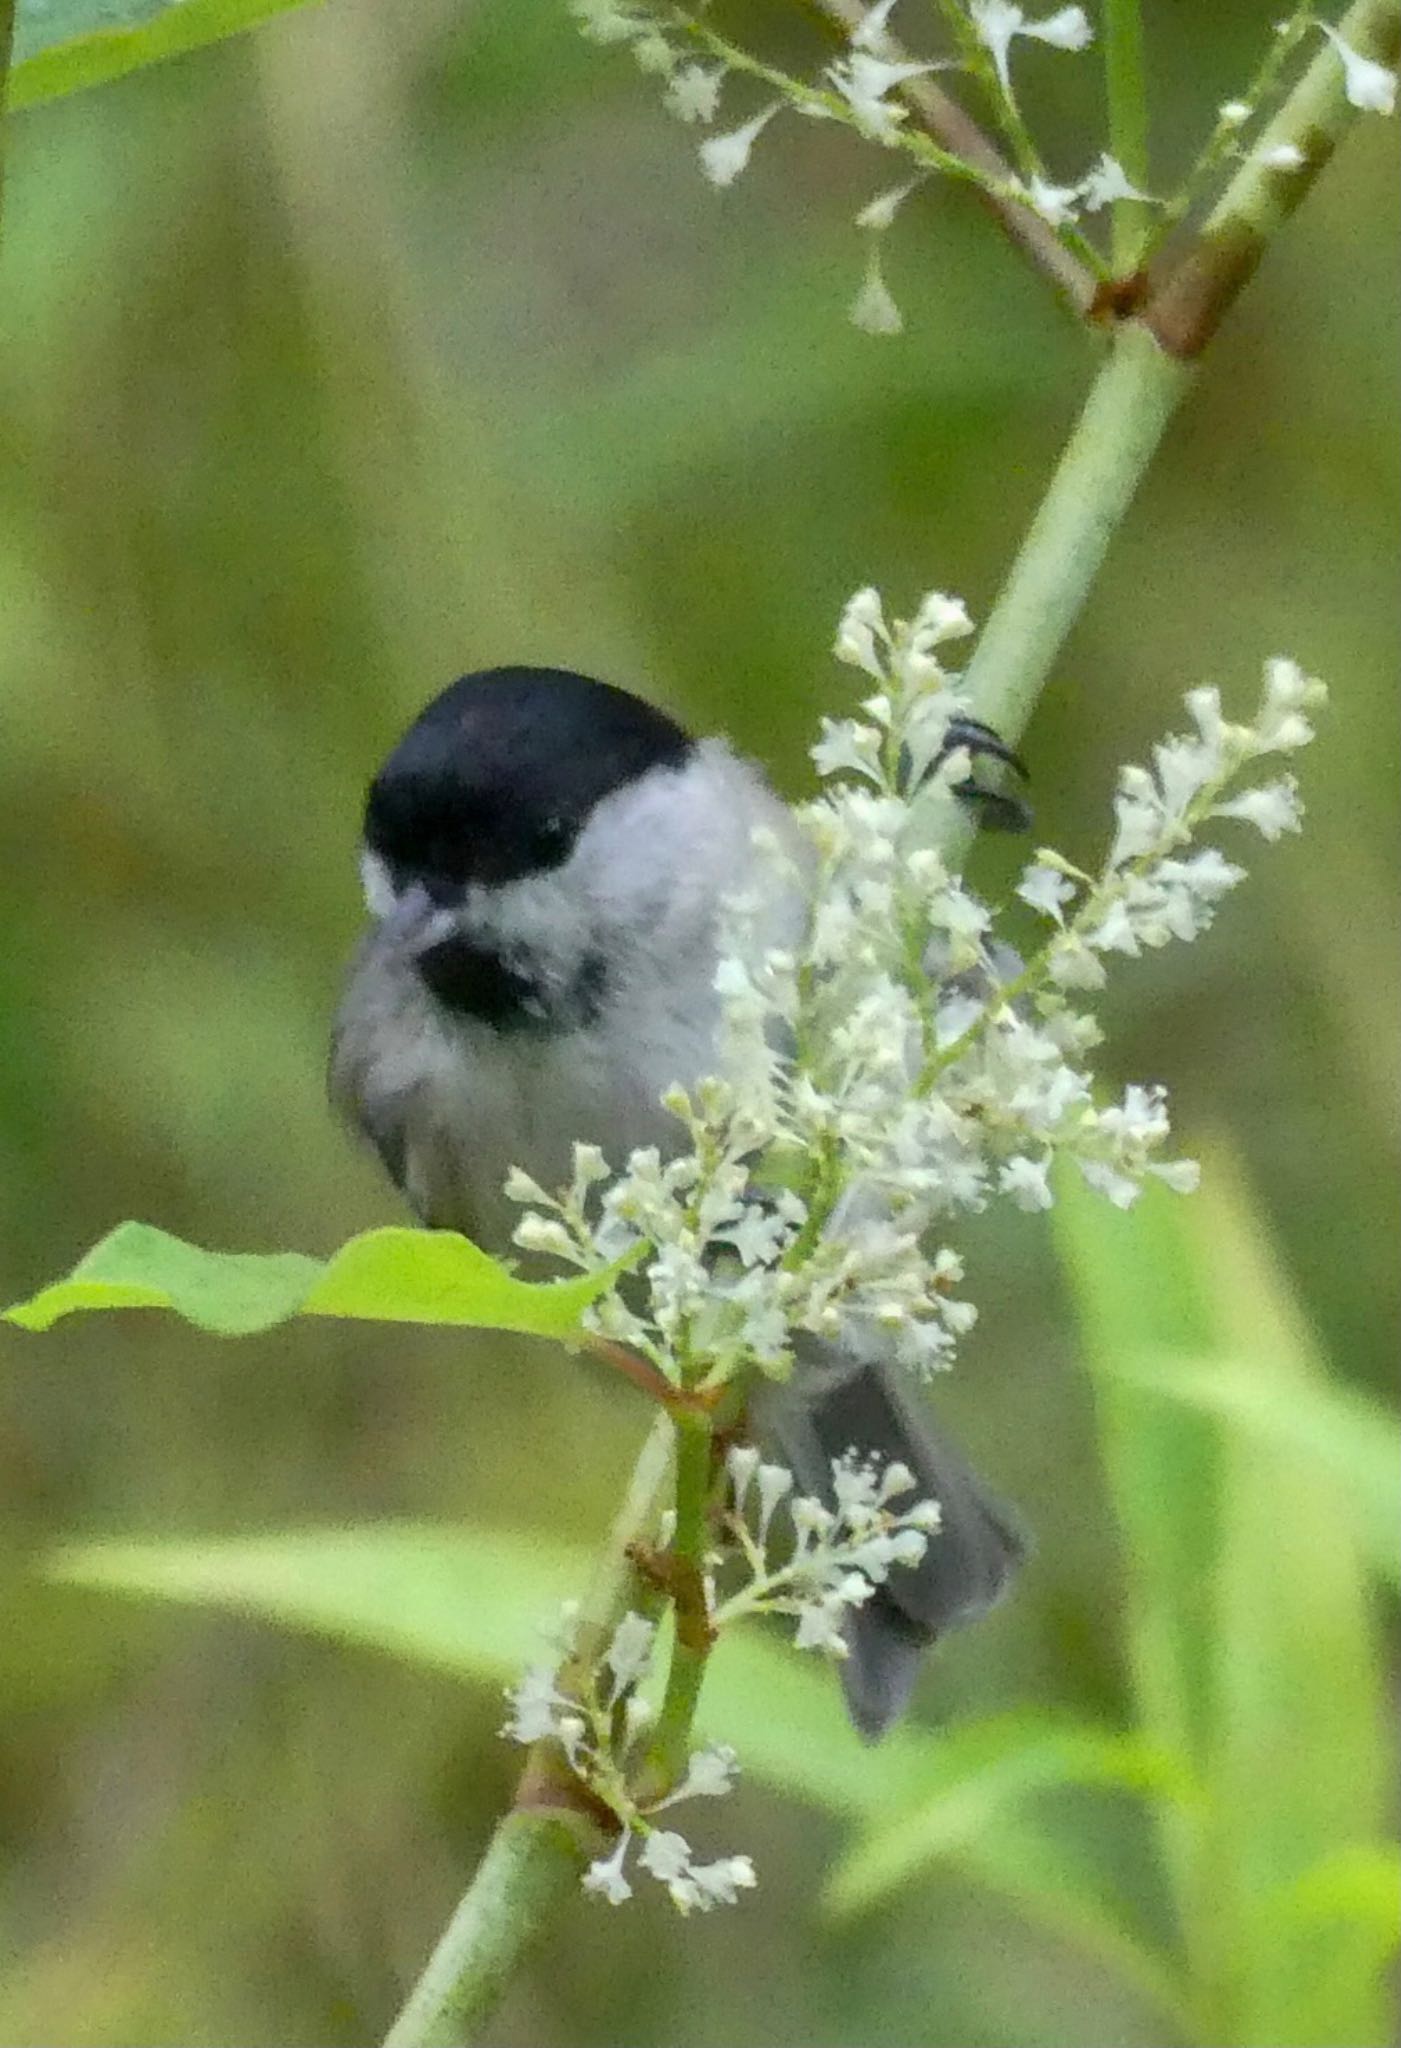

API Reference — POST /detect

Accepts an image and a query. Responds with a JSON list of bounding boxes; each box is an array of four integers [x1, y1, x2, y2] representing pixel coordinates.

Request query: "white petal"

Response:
[[1022, 5, 1093, 53], [850, 247, 904, 335], [665, 63, 725, 124], [850, 0, 901, 52], [699, 104, 780, 187], [1319, 24, 1397, 115]]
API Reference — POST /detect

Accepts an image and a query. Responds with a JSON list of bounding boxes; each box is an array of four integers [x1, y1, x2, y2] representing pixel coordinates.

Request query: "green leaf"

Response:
[[1103, 1351, 1400, 1591], [3, 1221, 620, 1340], [1053, 1145, 1396, 2048], [6, 0, 318, 112], [827, 1712, 1196, 1917], [41, 1522, 1192, 2028]]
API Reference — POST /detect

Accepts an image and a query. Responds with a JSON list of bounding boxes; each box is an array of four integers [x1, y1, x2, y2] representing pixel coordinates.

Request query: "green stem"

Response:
[[1145, 0, 1401, 359], [382, 1813, 591, 2048], [381, 1416, 674, 2048], [644, 1417, 716, 1790], [1103, 0, 1150, 270], [953, 321, 1191, 756]]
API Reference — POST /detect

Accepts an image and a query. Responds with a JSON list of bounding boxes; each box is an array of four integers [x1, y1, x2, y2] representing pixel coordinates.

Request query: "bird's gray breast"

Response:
[[330, 932, 719, 1255]]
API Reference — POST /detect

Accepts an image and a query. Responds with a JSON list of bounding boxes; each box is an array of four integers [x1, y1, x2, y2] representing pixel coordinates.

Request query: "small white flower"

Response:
[[812, 717, 885, 780], [571, 1142, 611, 1186], [1078, 152, 1154, 212], [512, 1213, 578, 1260], [1184, 684, 1226, 747], [877, 1459, 916, 1502], [631, 28, 675, 75], [638, 1829, 693, 1883], [850, 246, 904, 335], [1086, 897, 1142, 956], [833, 586, 890, 676], [1255, 656, 1324, 751], [660, 1743, 740, 1802], [699, 104, 780, 187], [1150, 1157, 1201, 1194], [726, 1442, 762, 1516], [794, 1587, 859, 1653], [686, 1854, 758, 1907], [755, 1461, 795, 1541], [970, 1, 1092, 96], [1257, 140, 1306, 169], [501, 1663, 567, 1745], [1213, 778, 1303, 840], [604, 1611, 656, 1698], [855, 174, 926, 232], [1078, 1157, 1141, 1209], [998, 1153, 1054, 1210], [570, 0, 644, 45], [827, 52, 934, 141], [665, 62, 725, 124], [1017, 861, 1077, 923], [1022, 4, 1093, 51], [583, 1832, 634, 1905], [1219, 99, 1251, 126], [1025, 175, 1081, 226], [909, 588, 975, 648], [851, 0, 902, 52], [504, 1168, 551, 1210], [1107, 789, 1164, 869], [1045, 931, 1107, 989], [1318, 22, 1397, 115]]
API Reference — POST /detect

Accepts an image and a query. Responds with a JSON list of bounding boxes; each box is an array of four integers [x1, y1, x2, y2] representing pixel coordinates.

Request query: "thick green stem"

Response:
[[954, 322, 1191, 754], [381, 1416, 673, 2048], [382, 1813, 591, 2048]]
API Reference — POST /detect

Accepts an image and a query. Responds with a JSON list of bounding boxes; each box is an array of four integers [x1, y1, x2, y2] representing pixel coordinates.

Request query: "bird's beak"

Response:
[[377, 881, 459, 957]]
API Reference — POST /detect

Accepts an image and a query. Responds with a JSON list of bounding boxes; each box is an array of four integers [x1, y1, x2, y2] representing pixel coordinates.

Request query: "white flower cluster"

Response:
[[570, 0, 1396, 336], [503, 1444, 939, 1907], [503, 1605, 756, 1912], [714, 1444, 941, 1653], [509, 583, 1323, 1390]]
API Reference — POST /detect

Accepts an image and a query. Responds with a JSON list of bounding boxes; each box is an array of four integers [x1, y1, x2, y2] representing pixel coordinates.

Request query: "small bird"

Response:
[[331, 666, 1026, 1737]]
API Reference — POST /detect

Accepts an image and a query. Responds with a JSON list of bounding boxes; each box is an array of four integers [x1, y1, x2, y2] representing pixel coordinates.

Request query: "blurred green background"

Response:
[[1, 2, 1396, 2043]]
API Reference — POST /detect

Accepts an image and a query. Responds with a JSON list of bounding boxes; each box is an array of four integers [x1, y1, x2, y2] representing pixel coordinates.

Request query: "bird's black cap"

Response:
[[365, 666, 694, 893]]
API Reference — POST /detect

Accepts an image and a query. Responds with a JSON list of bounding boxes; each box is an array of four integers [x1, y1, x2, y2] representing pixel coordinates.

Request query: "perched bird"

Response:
[[331, 665, 1026, 1737]]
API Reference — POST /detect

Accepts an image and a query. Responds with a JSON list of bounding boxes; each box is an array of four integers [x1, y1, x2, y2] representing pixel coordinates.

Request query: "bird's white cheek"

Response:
[[360, 848, 398, 919]]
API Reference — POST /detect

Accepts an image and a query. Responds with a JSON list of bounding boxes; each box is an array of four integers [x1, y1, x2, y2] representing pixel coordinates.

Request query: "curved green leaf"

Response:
[[7, 0, 317, 112], [826, 1713, 1196, 1917], [1104, 1350, 1401, 1590], [3, 1221, 619, 1340], [1054, 1147, 1396, 2048]]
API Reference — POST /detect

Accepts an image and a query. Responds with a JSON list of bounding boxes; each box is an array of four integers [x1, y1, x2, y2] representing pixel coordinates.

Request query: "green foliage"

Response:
[[36, 1143, 1395, 2045], [1054, 1152, 1397, 2048], [5, 0, 317, 111], [3, 1221, 622, 1340], [0, 3, 1394, 2041], [40, 1525, 1194, 2028]]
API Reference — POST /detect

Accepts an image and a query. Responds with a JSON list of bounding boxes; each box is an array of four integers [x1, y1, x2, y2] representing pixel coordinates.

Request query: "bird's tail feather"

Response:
[[754, 1350, 1027, 1739]]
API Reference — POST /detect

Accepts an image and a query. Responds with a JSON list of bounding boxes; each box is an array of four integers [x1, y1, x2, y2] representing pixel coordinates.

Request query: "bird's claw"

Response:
[[940, 716, 1032, 833]]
